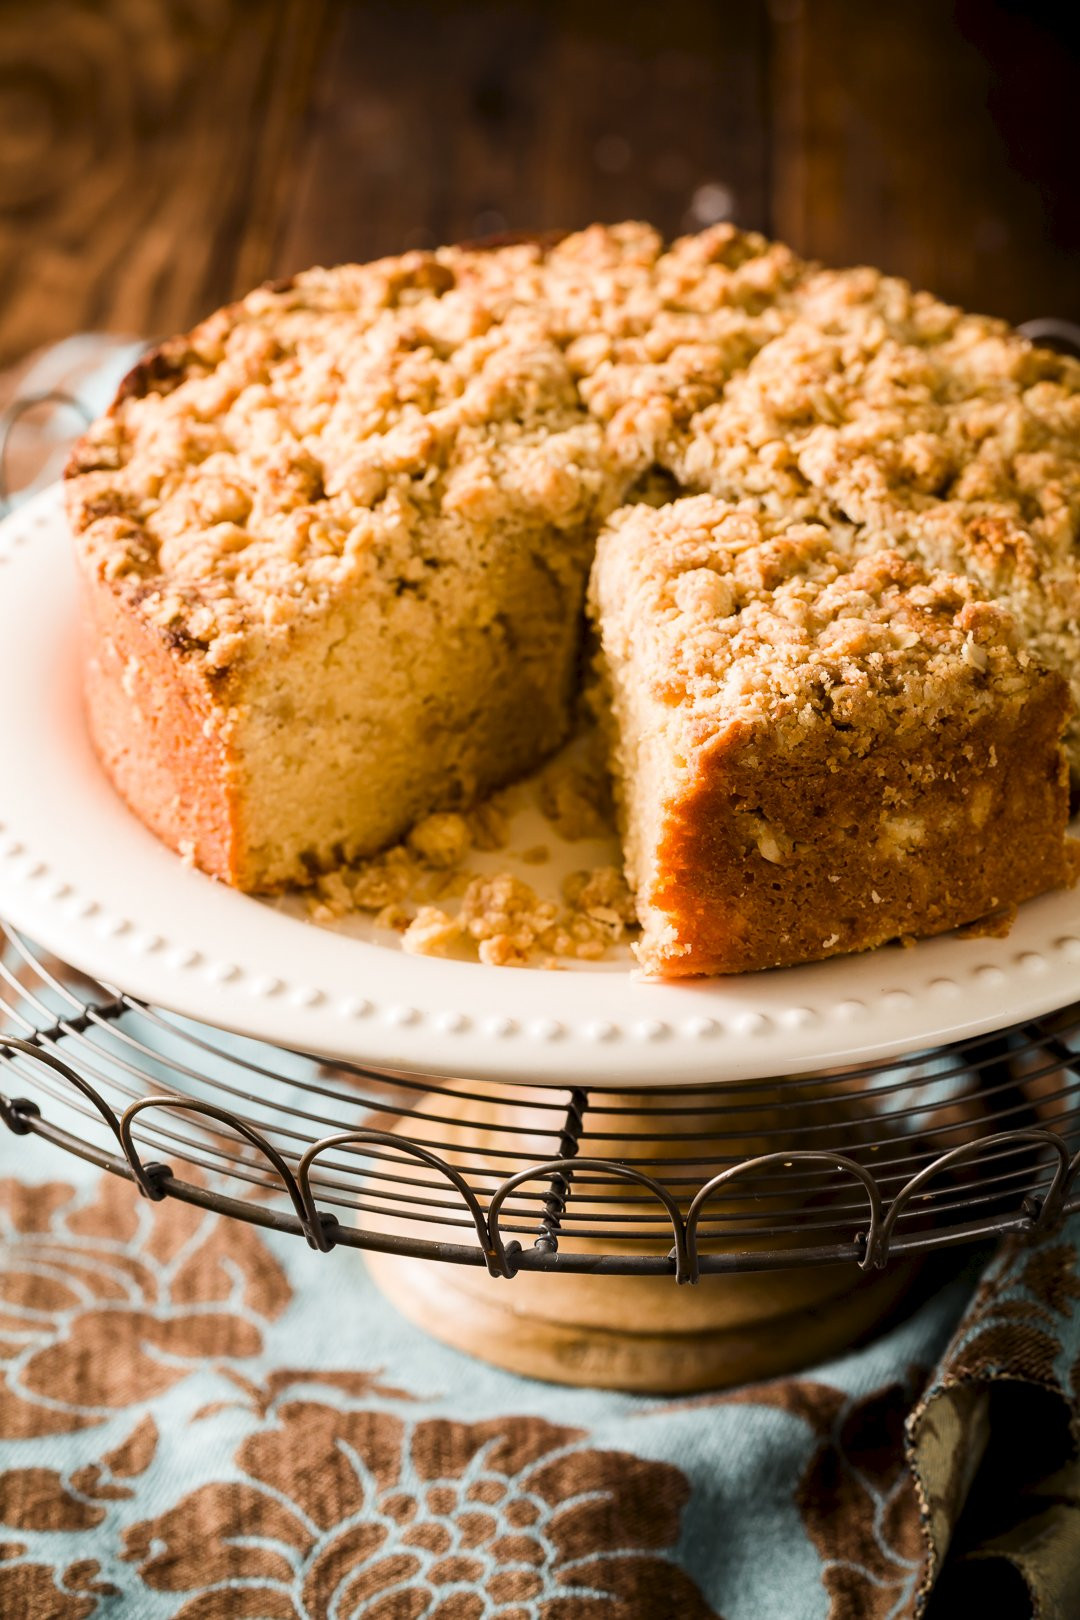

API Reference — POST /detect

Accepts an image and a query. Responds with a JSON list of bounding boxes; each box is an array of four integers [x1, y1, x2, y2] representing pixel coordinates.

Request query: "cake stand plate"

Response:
[[3, 483, 1080, 1086]]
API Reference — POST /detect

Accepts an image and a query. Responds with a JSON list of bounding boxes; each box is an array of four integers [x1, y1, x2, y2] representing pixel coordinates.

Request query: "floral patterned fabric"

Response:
[[2, 1128, 1080, 1620]]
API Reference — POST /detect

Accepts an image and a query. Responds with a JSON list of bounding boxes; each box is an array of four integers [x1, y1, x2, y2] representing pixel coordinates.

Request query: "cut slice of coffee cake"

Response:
[[664, 263, 1080, 767], [589, 496, 1073, 975]]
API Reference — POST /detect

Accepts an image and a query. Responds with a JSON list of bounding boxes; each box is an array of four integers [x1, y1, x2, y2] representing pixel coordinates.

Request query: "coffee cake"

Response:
[[65, 223, 1079, 972]]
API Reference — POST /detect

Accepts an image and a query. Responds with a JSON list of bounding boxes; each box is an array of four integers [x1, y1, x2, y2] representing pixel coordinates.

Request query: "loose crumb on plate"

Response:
[[536, 757, 614, 842], [306, 761, 640, 966], [955, 906, 1018, 940]]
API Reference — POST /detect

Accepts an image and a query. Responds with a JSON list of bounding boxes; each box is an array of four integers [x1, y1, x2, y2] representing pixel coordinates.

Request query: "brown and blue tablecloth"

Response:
[[2, 1123, 1080, 1619]]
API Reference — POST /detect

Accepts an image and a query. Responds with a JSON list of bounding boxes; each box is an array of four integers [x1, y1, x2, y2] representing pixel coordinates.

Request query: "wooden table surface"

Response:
[[0, 0, 1076, 366]]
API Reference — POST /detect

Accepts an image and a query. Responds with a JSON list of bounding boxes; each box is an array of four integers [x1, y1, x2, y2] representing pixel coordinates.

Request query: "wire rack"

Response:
[[2, 920, 1079, 1283]]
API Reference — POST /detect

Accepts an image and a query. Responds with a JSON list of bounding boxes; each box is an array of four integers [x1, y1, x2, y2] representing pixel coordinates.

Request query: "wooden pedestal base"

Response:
[[360, 1082, 921, 1393], [365, 1247, 919, 1394]]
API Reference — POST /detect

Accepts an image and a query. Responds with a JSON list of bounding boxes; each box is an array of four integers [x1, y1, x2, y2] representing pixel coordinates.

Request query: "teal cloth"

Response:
[[2, 1124, 1080, 1620]]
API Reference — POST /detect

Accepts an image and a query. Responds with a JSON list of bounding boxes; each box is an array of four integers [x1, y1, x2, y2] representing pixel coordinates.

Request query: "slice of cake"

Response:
[[589, 496, 1073, 976], [664, 263, 1080, 768], [65, 252, 624, 890]]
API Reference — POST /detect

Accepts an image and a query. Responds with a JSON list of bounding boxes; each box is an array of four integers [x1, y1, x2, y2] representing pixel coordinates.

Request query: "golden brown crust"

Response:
[[78, 566, 247, 885]]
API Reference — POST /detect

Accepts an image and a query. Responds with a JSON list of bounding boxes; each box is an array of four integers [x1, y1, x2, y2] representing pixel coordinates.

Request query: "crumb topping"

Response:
[[62, 225, 818, 665], [66, 224, 1080, 749], [661, 263, 1080, 749], [592, 496, 1036, 745], [306, 746, 639, 967]]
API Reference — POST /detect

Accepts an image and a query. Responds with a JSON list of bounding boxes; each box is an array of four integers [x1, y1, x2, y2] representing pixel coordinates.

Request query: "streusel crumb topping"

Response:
[[593, 496, 1032, 744], [66, 220, 1080, 742], [306, 752, 638, 967]]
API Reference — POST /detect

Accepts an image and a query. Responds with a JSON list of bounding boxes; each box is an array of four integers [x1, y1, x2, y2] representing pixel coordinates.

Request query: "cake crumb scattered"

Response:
[[373, 901, 412, 932], [467, 797, 512, 852], [407, 812, 471, 868], [478, 934, 533, 968], [955, 906, 1018, 940], [401, 906, 464, 956], [562, 865, 637, 929], [305, 762, 640, 966], [537, 758, 613, 841], [461, 874, 558, 955]]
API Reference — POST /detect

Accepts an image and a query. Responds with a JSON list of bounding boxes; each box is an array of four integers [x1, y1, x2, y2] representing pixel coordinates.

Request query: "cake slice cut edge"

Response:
[[588, 496, 1076, 977]]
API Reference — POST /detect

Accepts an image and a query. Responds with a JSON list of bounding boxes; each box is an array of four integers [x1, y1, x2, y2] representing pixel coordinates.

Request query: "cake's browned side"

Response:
[[643, 678, 1072, 976], [591, 498, 1077, 978], [78, 568, 246, 887]]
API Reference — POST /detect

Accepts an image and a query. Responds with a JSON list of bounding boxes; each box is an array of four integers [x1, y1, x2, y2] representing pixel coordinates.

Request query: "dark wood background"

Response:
[[0, 0, 1076, 368]]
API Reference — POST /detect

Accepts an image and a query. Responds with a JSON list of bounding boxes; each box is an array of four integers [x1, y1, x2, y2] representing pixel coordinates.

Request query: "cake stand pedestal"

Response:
[[364, 1081, 919, 1392], [3, 925, 1076, 1396], [365, 1247, 919, 1393]]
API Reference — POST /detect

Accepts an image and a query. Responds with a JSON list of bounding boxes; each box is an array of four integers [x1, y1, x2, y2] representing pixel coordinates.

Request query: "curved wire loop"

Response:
[[296, 1130, 492, 1257], [685, 1150, 885, 1278], [1066, 1146, 1080, 1208], [876, 1128, 1072, 1266], [487, 1158, 691, 1281], [1017, 318, 1080, 356], [0, 1036, 127, 1150], [119, 1096, 314, 1233], [0, 389, 93, 515]]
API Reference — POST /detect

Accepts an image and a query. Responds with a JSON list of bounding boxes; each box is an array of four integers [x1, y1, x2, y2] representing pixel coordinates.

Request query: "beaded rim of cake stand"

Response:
[[3, 923, 1079, 1283]]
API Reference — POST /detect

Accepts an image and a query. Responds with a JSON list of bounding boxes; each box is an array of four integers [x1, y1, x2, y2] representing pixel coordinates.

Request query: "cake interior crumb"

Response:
[[305, 733, 640, 967]]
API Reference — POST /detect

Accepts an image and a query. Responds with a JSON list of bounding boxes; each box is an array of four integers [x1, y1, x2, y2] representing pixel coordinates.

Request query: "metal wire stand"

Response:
[[3, 921, 1079, 1285]]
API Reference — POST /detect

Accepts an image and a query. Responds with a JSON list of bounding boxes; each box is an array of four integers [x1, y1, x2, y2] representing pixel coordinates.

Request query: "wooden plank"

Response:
[[768, 0, 1080, 323], [273, 0, 772, 273], [0, 0, 333, 364]]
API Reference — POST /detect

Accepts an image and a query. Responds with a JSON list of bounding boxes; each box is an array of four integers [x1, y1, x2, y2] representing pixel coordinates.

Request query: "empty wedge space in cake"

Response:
[[588, 496, 1075, 976]]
